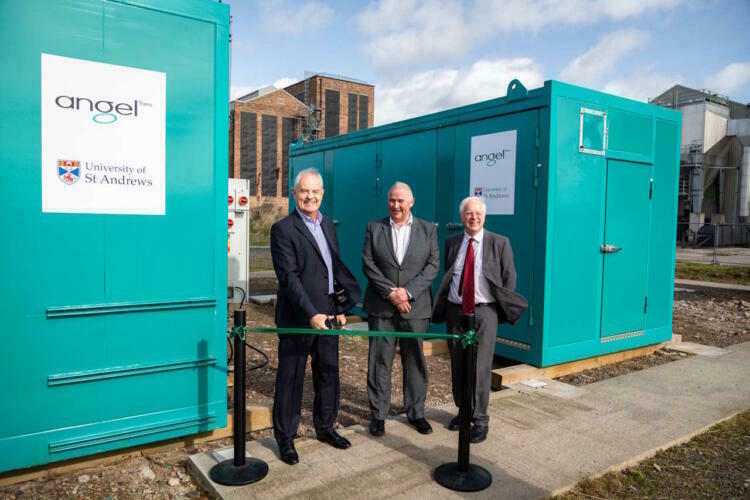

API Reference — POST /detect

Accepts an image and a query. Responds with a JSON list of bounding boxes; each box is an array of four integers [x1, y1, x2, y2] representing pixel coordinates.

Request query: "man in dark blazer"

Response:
[[270, 168, 361, 465], [362, 182, 439, 437], [432, 196, 527, 444]]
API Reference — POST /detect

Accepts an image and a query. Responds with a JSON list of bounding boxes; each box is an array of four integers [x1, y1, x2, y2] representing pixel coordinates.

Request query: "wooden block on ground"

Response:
[[671, 334, 682, 344], [492, 363, 538, 389], [246, 403, 273, 431], [491, 343, 668, 390], [423, 339, 449, 356]]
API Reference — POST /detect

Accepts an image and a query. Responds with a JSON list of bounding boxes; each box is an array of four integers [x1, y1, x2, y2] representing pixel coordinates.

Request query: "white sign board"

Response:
[[41, 54, 166, 214], [469, 130, 517, 215]]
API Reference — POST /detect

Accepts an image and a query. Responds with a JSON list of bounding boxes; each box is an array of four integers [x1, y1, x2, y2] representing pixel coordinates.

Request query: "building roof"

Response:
[[650, 84, 750, 119], [286, 71, 374, 89], [235, 85, 279, 102], [230, 86, 309, 111]]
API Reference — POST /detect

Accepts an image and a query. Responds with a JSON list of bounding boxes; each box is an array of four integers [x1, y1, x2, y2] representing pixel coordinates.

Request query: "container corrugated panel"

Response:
[[289, 80, 680, 368], [0, 0, 230, 473]]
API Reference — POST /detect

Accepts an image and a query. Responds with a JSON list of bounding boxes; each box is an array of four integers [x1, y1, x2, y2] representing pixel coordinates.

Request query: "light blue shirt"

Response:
[[297, 208, 334, 294]]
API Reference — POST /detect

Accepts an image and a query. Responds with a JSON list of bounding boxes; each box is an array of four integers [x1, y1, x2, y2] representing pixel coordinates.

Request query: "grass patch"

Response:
[[675, 262, 750, 285], [556, 409, 750, 499]]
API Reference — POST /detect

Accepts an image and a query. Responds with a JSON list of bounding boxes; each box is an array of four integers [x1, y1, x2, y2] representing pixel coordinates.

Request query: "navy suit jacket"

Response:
[[270, 210, 361, 328]]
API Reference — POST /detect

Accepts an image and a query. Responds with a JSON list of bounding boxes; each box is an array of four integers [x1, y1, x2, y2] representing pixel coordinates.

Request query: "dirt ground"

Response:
[[673, 286, 750, 347], [556, 408, 750, 499], [3, 283, 749, 499], [675, 261, 750, 285]]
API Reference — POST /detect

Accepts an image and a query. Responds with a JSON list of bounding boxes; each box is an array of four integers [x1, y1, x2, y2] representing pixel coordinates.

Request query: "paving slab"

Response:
[[665, 341, 729, 357], [189, 342, 750, 499]]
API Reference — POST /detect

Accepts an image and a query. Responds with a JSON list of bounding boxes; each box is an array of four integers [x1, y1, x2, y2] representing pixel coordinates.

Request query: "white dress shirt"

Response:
[[390, 214, 413, 265], [448, 229, 494, 305]]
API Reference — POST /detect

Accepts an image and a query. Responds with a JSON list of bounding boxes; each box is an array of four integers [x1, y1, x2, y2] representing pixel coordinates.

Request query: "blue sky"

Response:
[[227, 0, 750, 125]]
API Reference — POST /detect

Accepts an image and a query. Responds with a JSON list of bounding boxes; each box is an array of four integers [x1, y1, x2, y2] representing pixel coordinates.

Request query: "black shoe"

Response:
[[448, 415, 460, 431], [470, 425, 488, 443], [369, 419, 385, 437], [317, 429, 351, 449], [408, 418, 433, 435], [278, 440, 298, 465]]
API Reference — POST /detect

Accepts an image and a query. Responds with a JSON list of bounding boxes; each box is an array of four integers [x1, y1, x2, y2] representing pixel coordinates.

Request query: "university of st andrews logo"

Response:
[[474, 187, 483, 197], [58, 160, 80, 185]]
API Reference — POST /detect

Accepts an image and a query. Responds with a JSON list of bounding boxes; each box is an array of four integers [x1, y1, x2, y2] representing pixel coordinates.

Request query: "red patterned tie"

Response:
[[461, 238, 476, 314]]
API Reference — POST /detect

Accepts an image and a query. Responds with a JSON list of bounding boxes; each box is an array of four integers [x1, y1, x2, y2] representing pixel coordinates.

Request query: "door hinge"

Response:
[[644, 296, 648, 314], [649, 178, 653, 200], [534, 163, 541, 188], [528, 304, 533, 327]]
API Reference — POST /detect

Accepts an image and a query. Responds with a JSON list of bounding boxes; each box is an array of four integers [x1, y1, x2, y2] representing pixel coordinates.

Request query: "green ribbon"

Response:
[[461, 329, 478, 348], [229, 325, 247, 341], [247, 326, 461, 342]]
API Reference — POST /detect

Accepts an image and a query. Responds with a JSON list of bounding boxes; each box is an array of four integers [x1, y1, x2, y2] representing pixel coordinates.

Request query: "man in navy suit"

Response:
[[270, 168, 361, 465]]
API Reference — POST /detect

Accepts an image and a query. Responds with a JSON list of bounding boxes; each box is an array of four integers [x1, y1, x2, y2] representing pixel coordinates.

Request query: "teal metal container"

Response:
[[290, 80, 681, 368], [0, 0, 230, 473]]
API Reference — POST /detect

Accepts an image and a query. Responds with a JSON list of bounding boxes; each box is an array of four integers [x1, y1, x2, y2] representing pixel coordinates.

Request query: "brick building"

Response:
[[229, 73, 374, 208]]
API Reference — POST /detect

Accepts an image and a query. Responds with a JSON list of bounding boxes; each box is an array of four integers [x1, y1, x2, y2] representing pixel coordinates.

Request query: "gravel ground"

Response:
[[673, 286, 750, 347]]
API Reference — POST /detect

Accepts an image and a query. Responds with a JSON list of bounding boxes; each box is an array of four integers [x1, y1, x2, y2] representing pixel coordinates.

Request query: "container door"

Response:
[[444, 109, 539, 348], [600, 159, 652, 338]]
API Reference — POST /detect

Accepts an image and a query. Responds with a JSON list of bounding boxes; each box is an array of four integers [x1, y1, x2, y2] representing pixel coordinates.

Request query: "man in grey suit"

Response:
[[432, 196, 527, 443], [362, 182, 440, 437]]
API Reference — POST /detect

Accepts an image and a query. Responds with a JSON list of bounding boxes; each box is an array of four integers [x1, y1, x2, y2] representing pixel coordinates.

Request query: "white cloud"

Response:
[[230, 77, 298, 100], [260, 1, 334, 34], [602, 67, 682, 101], [357, 0, 681, 70], [560, 30, 650, 86], [376, 58, 544, 125], [707, 62, 750, 96]]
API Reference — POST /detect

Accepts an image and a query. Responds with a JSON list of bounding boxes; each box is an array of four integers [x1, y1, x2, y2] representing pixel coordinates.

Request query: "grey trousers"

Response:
[[446, 302, 498, 428], [367, 315, 429, 421]]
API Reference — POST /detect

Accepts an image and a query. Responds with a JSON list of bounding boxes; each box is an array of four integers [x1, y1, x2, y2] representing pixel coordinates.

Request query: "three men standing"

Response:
[[362, 182, 439, 436], [270, 168, 361, 465]]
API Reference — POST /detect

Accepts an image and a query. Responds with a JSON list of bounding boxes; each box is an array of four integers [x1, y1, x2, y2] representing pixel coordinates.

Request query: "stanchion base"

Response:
[[434, 462, 492, 492], [209, 458, 268, 486]]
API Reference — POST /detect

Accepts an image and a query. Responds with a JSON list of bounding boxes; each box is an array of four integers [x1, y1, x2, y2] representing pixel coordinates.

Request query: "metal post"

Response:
[[434, 313, 492, 492], [209, 309, 268, 486], [713, 223, 719, 265]]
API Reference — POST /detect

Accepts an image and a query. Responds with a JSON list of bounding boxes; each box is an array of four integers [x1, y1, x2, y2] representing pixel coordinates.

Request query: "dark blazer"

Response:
[[432, 230, 528, 325], [362, 216, 440, 320], [270, 210, 361, 328]]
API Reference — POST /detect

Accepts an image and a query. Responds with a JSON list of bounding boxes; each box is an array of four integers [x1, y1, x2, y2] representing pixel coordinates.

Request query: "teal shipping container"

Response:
[[289, 80, 681, 368], [0, 1, 230, 473]]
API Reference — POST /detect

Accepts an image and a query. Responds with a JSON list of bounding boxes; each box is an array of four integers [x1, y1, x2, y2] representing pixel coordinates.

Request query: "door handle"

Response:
[[446, 222, 463, 230], [600, 244, 622, 254]]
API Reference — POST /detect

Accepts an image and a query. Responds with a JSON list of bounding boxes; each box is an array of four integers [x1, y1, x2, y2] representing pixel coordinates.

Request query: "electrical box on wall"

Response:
[[228, 178, 250, 303]]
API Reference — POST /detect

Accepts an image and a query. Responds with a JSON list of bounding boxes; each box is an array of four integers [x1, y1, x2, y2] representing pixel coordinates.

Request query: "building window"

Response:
[[240, 112, 257, 195], [325, 89, 340, 138]]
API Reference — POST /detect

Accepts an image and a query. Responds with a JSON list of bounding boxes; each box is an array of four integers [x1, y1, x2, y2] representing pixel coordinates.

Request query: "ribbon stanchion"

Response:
[[209, 309, 269, 486], [433, 313, 492, 492]]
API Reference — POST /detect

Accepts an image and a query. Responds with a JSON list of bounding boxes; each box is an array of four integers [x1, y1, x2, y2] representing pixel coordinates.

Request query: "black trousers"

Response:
[[272, 321, 340, 443]]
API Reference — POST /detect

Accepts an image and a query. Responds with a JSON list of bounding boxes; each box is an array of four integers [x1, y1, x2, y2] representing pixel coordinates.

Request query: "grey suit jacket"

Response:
[[362, 216, 440, 320], [431, 230, 528, 325]]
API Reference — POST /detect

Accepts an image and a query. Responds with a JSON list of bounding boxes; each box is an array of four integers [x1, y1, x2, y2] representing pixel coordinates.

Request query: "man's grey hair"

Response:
[[388, 181, 413, 200], [293, 168, 323, 190], [459, 196, 486, 215]]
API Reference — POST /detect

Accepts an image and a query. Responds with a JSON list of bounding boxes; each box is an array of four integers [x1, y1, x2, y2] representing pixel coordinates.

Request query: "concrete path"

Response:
[[675, 278, 750, 292], [189, 342, 750, 499]]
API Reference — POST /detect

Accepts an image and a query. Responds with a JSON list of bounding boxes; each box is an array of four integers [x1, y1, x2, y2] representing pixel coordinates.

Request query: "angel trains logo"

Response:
[[475, 149, 512, 167], [54, 95, 151, 124], [58, 160, 80, 185]]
